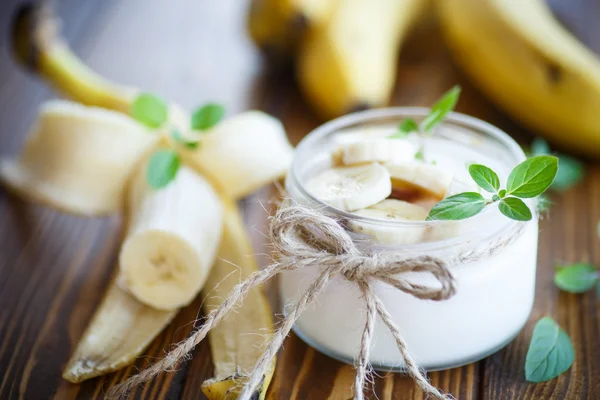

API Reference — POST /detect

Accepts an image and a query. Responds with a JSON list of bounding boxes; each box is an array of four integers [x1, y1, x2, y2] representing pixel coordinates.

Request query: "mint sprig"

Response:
[[131, 93, 169, 128], [146, 149, 181, 189], [389, 86, 461, 161], [191, 103, 225, 131], [554, 263, 599, 293], [525, 317, 574, 383], [427, 155, 559, 222]]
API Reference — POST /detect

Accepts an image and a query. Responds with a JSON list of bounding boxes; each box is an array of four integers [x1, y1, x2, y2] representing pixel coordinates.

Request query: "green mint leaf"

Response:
[[191, 103, 225, 131], [398, 118, 418, 135], [414, 150, 424, 161], [552, 154, 584, 191], [498, 189, 507, 198], [554, 263, 598, 293], [427, 192, 486, 221], [525, 317, 574, 383], [506, 155, 559, 198], [420, 85, 461, 133], [530, 138, 551, 156], [131, 93, 168, 128], [498, 197, 532, 221], [146, 149, 181, 189], [171, 129, 200, 150], [469, 164, 500, 193]]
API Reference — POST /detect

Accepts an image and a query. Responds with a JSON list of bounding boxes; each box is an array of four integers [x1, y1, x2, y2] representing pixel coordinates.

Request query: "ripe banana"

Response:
[[438, 0, 600, 157], [351, 199, 428, 244], [248, 0, 337, 59], [120, 160, 223, 310], [62, 279, 177, 383], [0, 100, 156, 216], [201, 201, 275, 400], [297, 0, 427, 119], [386, 162, 453, 199], [184, 111, 294, 200], [306, 163, 392, 211]]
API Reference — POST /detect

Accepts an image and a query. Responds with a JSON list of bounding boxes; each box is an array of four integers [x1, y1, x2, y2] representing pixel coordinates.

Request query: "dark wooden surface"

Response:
[[1, 0, 599, 399]]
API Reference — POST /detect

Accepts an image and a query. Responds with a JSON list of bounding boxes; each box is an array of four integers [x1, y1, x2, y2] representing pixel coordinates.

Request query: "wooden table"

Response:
[[1, 0, 599, 399]]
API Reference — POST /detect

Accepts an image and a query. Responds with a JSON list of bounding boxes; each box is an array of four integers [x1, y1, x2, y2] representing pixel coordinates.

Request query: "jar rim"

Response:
[[288, 107, 529, 248]]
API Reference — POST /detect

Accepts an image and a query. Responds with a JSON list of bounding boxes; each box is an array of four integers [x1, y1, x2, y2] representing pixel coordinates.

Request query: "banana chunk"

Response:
[[120, 164, 223, 310], [186, 111, 294, 199], [351, 199, 428, 244], [386, 162, 453, 199], [336, 138, 417, 166], [0, 100, 156, 216], [306, 163, 392, 211]]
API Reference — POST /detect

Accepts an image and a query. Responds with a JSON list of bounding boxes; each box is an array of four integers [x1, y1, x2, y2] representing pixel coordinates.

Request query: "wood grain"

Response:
[[0, 0, 599, 399]]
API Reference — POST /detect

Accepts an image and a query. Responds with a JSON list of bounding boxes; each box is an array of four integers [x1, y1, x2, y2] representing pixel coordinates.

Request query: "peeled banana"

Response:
[[201, 201, 275, 400], [0, 100, 156, 216], [119, 160, 223, 310], [297, 0, 427, 119], [438, 0, 600, 157]]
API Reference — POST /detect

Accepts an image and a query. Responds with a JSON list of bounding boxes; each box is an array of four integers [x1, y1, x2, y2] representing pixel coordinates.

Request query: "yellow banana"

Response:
[[201, 201, 275, 400], [438, 0, 600, 157], [297, 0, 427, 120]]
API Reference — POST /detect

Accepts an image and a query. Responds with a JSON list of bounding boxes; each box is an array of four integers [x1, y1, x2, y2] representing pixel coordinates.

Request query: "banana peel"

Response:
[[200, 201, 275, 400]]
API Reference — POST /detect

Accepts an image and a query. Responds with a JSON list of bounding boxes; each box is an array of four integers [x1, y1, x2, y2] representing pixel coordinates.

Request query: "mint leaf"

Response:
[[398, 118, 418, 134], [506, 155, 559, 198], [525, 317, 574, 383], [171, 129, 200, 150], [469, 164, 500, 193], [554, 263, 598, 293], [552, 154, 584, 191], [427, 192, 486, 220], [191, 103, 225, 130], [414, 150, 424, 161], [498, 189, 507, 198], [131, 93, 168, 128], [420, 86, 461, 133], [146, 149, 181, 189], [498, 197, 532, 221]]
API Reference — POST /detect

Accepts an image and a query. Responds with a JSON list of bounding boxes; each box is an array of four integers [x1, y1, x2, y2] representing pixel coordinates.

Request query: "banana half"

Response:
[[0, 100, 157, 216]]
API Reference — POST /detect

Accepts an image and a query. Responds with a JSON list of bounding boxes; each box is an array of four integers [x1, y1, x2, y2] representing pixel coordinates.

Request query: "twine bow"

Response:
[[108, 203, 459, 400]]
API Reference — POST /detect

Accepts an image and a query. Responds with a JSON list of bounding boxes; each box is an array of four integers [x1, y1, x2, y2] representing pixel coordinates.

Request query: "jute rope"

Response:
[[107, 203, 524, 400]]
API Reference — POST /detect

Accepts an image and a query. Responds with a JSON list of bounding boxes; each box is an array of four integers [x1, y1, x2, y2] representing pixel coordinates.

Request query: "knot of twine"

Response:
[[108, 203, 523, 400]]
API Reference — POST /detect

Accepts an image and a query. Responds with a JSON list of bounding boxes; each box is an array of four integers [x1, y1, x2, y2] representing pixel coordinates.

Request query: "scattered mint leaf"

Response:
[[498, 189, 507, 198], [420, 85, 461, 133], [414, 150, 424, 161], [191, 103, 225, 131], [498, 197, 532, 221], [146, 149, 181, 189], [554, 263, 599, 293], [530, 138, 551, 156], [398, 118, 418, 135], [131, 93, 168, 128], [469, 164, 500, 193], [506, 155, 559, 198], [525, 317, 574, 383], [171, 129, 200, 150], [427, 192, 486, 221], [552, 154, 585, 191]]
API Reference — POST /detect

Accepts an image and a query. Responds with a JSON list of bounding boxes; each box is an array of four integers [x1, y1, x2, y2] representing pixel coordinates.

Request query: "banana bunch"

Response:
[[437, 0, 600, 157], [7, 4, 291, 398], [248, 0, 428, 119]]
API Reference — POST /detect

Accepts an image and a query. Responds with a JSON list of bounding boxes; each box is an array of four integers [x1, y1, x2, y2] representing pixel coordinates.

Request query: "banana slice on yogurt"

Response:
[[386, 162, 454, 199], [306, 163, 392, 211], [351, 199, 428, 244]]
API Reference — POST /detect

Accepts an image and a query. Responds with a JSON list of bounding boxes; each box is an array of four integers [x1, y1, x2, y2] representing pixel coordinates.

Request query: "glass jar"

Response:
[[281, 108, 537, 371]]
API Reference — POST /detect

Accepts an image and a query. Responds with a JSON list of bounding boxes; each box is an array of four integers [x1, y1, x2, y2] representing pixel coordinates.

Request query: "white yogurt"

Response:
[[281, 109, 537, 370]]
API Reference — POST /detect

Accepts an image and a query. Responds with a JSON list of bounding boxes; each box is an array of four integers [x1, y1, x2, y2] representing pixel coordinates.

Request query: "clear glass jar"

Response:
[[281, 108, 538, 371]]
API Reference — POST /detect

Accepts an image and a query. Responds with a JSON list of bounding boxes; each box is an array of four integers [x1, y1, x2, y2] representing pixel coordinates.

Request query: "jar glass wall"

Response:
[[281, 108, 537, 371]]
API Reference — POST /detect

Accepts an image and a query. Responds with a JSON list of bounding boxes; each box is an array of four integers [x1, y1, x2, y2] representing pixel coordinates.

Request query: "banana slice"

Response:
[[306, 163, 392, 211], [350, 199, 428, 244], [386, 162, 453, 200], [185, 111, 294, 199], [119, 163, 223, 310], [336, 138, 417, 165], [0, 100, 156, 216]]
